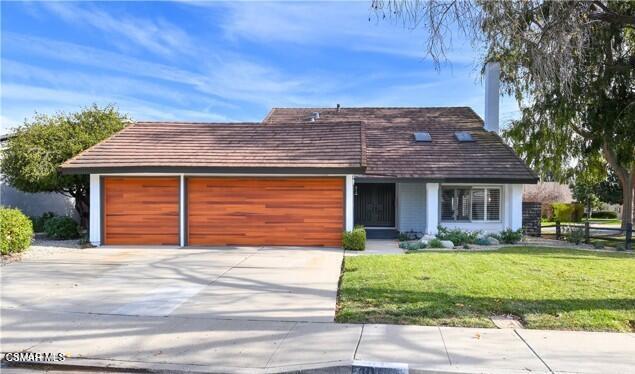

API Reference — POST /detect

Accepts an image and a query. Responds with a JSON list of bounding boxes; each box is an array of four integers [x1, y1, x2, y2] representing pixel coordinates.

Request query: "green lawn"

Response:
[[542, 218, 622, 226], [337, 247, 635, 332]]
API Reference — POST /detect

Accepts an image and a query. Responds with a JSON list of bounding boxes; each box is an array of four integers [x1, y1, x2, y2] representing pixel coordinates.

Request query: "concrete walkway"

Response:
[[2, 246, 634, 373], [2, 310, 634, 373]]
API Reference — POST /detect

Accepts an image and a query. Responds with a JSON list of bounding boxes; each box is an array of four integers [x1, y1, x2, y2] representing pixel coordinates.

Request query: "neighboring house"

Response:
[[60, 65, 538, 247], [0, 134, 77, 220]]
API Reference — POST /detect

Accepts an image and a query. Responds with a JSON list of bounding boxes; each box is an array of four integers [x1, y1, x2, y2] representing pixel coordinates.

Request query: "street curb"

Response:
[[2, 358, 549, 374]]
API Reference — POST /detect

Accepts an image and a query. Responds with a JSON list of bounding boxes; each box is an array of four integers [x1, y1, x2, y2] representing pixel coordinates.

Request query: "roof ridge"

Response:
[[268, 106, 474, 110], [134, 121, 365, 127]]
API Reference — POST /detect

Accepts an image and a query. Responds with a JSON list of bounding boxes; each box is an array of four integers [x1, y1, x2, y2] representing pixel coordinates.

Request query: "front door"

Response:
[[354, 183, 395, 227]]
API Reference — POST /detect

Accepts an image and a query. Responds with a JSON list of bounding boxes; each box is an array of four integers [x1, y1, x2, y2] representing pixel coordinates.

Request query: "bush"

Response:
[[475, 237, 490, 246], [44, 216, 80, 240], [343, 226, 366, 251], [590, 211, 618, 219], [400, 240, 427, 250], [565, 226, 585, 245], [30, 211, 56, 233], [428, 238, 443, 248], [436, 226, 479, 245], [551, 203, 584, 222], [592, 241, 605, 249], [0, 208, 33, 255], [495, 228, 523, 244]]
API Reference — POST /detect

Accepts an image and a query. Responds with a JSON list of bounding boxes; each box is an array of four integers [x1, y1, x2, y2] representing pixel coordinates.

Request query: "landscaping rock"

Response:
[[486, 237, 500, 245], [421, 234, 436, 240], [440, 240, 454, 249], [419, 238, 429, 246]]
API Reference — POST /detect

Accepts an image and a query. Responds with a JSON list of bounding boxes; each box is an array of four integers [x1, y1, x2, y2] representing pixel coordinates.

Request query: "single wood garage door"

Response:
[[187, 177, 344, 247], [103, 177, 180, 245]]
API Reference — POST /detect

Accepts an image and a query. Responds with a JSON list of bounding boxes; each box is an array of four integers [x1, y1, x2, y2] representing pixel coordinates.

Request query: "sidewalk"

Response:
[[2, 307, 634, 373]]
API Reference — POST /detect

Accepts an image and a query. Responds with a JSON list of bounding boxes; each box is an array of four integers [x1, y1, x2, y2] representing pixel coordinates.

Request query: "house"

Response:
[[60, 65, 538, 247]]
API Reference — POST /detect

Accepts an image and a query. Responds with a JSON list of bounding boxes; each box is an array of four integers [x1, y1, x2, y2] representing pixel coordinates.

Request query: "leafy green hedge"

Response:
[[552, 203, 584, 222], [0, 208, 33, 255], [30, 211, 56, 233], [591, 211, 618, 219], [44, 216, 80, 240], [343, 226, 366, 251]]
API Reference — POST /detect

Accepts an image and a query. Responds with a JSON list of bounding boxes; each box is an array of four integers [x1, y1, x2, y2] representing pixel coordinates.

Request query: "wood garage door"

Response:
[[187, 177, 344, 247], [103, 177, 179, 245]]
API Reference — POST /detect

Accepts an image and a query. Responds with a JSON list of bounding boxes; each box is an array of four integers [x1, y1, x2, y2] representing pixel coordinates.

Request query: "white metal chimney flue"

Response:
[[484, 62, 500, 133]]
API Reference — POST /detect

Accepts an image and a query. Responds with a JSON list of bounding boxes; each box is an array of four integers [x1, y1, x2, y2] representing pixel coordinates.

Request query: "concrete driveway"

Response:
[[2, 246, 343, 322], [2, 245, 353, 373]]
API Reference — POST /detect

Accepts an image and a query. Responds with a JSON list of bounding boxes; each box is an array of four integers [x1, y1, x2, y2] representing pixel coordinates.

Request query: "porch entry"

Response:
[[354, 183, 396, 227]]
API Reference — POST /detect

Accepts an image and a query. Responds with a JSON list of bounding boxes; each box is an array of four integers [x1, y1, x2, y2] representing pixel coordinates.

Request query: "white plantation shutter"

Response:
[[441, 186, 501, 222], [471, 189, 485, 220], [487, 188, 501, 221]]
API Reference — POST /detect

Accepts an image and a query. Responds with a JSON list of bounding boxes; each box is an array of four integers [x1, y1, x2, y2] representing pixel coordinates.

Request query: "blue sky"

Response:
[[1, 1, 518, 131]]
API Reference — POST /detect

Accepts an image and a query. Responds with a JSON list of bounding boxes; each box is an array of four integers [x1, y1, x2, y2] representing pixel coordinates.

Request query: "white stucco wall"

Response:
[[396, 182, 426, 233], [0, 182, 78, 220]]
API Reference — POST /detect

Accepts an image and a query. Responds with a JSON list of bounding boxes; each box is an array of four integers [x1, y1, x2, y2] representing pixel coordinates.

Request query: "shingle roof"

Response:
[[60, 121, 366, 174], [264, 107, 538, 182]]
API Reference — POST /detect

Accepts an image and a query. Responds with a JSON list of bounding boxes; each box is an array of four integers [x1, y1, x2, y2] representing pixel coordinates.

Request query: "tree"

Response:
[[596, 169, 623, 205], [1, 105, 129, 229], [569, 159, 605, 219], [372, 1, 635, 228]]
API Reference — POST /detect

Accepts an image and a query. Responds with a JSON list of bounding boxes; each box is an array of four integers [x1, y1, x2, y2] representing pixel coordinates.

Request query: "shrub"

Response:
[[564, 226, 585, 245], [44, 216, 80, 240], [30, 211, 56, 233], [343, 226, 366, 251], [495, 228, 523, 244], [475, 237, 490, 246], [399, 241, 426, 250], [428, 238, 443, 248], [0, 208, 33, 255], [398, 231, 421, 241], [590, 211, 618, 219], [551, 203, 584, 222], [436, 226, 479, 245], [592, 241, 605, 249]]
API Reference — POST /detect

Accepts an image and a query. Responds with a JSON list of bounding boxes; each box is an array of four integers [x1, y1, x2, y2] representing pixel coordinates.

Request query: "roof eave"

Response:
[[59, 165, 367, 175]]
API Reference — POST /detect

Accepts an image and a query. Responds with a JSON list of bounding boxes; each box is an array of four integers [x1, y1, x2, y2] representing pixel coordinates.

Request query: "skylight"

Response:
[[455, 131, 475, 142], [414, 132, 432, 142]]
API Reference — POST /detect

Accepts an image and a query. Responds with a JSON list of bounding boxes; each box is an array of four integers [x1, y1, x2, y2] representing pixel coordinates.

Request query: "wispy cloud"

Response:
[[2, 33, 369, 109], [206, 1, 476, 63], [39, 2, 193, 57]]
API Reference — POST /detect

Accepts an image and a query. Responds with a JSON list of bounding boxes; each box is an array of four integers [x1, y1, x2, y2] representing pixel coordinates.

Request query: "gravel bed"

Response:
[[1, 236, 88, 266]]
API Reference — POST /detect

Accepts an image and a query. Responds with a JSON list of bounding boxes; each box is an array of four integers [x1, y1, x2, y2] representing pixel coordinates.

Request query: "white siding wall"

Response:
[[396, 182, 426, 233]]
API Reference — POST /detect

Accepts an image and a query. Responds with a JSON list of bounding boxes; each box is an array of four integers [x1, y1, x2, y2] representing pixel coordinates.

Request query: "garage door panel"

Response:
[[105, 233, 179, 246], [187, 177, 344, 247], [104, 177, 179, 245]]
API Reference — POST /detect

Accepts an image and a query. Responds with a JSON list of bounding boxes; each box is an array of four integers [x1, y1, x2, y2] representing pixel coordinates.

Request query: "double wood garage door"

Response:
[[103, 177, 344, 247]]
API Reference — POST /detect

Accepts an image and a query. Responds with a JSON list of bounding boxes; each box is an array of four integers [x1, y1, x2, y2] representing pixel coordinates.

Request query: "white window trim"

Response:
[[440, 185, 503, 223]]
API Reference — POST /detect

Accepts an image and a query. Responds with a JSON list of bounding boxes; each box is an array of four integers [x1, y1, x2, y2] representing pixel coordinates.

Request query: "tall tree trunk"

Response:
[[74, 195, 89, 230], [602, 142, 633, 229]]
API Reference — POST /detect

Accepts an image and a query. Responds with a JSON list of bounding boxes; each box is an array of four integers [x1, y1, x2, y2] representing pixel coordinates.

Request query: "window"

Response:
[[441, 188, 471, 221], [414, 132, 432, 142], [455, 131, 475, 142], [441, 187, 501, 222]]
